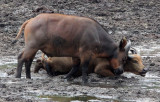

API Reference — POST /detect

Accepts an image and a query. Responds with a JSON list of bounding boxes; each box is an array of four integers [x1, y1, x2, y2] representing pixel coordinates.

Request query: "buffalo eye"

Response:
[[132, 60, 138, 63]]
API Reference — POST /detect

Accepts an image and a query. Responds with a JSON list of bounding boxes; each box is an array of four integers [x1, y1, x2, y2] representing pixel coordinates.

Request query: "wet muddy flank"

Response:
[[0, 0, 160, 102]]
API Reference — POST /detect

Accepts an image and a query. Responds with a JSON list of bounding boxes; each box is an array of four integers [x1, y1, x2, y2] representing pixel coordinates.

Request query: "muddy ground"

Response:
[[0, 0, 160, 102]]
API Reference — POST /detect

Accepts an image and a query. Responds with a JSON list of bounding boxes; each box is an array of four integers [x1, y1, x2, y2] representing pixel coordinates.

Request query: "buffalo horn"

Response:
[[125, 40, 131, 55]]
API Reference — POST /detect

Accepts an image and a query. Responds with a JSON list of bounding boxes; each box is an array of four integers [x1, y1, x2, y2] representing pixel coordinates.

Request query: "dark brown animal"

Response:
[[13, 13, 130, 83], [34, 52, 147, 77]]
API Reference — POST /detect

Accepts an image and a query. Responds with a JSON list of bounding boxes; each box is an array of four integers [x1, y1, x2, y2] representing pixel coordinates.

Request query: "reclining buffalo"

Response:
[[13, 13, 133, 83], [34, 49, 147, 77]]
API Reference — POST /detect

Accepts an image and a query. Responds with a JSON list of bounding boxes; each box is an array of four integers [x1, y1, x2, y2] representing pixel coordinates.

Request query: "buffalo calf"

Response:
[[34, 54, 147, 77]]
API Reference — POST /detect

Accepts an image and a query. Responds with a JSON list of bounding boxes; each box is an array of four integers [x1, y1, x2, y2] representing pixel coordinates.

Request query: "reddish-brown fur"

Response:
[[34, 57, 73, 75], [13, 14, 130, 82], [34, 54, 147, 77], [124, 54, 146, 76]]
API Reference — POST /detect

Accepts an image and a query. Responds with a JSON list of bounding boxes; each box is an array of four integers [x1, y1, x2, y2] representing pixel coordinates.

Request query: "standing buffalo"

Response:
[[13, 13, 130, 83]]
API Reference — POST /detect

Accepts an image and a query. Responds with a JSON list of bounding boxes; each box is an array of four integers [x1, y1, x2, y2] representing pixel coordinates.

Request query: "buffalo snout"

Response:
[[113, 67, 124, 75], [139, 68, 148, 77]]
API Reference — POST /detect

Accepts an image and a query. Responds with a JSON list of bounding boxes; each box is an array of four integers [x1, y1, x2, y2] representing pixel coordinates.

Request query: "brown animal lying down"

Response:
[[34, 52, 147, 77]]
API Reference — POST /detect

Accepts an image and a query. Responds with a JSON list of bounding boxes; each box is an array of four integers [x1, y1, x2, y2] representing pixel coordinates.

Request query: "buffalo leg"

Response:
[[81, 60, 89, 83], [25, 59, 34, 79], [16, 47, 37, 78], [65, 57, 80, 79], [65, 65, 79, 79], [15, 52, 24, 78], [80, 52, 91, 84], [24, 49, 37, 79], [44, 62, 54, 76]]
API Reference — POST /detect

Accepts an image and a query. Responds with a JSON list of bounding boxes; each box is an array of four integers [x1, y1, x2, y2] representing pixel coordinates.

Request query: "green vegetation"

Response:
[[39, 95, 101, 102]]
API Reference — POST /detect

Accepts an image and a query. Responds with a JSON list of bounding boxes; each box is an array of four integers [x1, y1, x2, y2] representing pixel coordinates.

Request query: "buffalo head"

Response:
[[112, 37, 131, 75], [34, 59, 45, 73], [124, 49, 147, 76]]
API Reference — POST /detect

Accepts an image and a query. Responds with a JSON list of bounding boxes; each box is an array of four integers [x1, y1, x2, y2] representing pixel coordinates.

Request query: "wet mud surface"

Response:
[[0, 0, 160, 102]]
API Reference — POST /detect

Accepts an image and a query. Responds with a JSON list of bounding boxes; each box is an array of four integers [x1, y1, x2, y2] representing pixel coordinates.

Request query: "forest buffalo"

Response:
[[13, 13, 131, 83]]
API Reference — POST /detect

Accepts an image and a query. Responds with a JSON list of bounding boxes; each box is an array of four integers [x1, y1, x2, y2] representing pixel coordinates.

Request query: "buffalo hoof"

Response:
[[64, 75, 74, 82], [47, 73, 54, 77], [82, 79, 88, 85], [15, 74, 21, 78], [64, 74, 71, 79], [64, 74, 73, 81], [15, 76, 21, 78], [82, 76, 88, 85]]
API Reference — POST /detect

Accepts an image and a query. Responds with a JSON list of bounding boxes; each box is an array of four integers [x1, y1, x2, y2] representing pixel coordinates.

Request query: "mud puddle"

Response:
[[0, 57, 17, 77], [39, 95, 105, 102], [0, 56, 17, 65], [0, 42, 160, 102], [38, 94, 136, 102], [135, 41, 160, 57]]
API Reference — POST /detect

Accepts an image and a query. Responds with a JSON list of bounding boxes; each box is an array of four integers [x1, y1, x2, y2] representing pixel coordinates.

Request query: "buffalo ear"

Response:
[[119, 37, 127, 50], [130, 47, 138, 54]]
